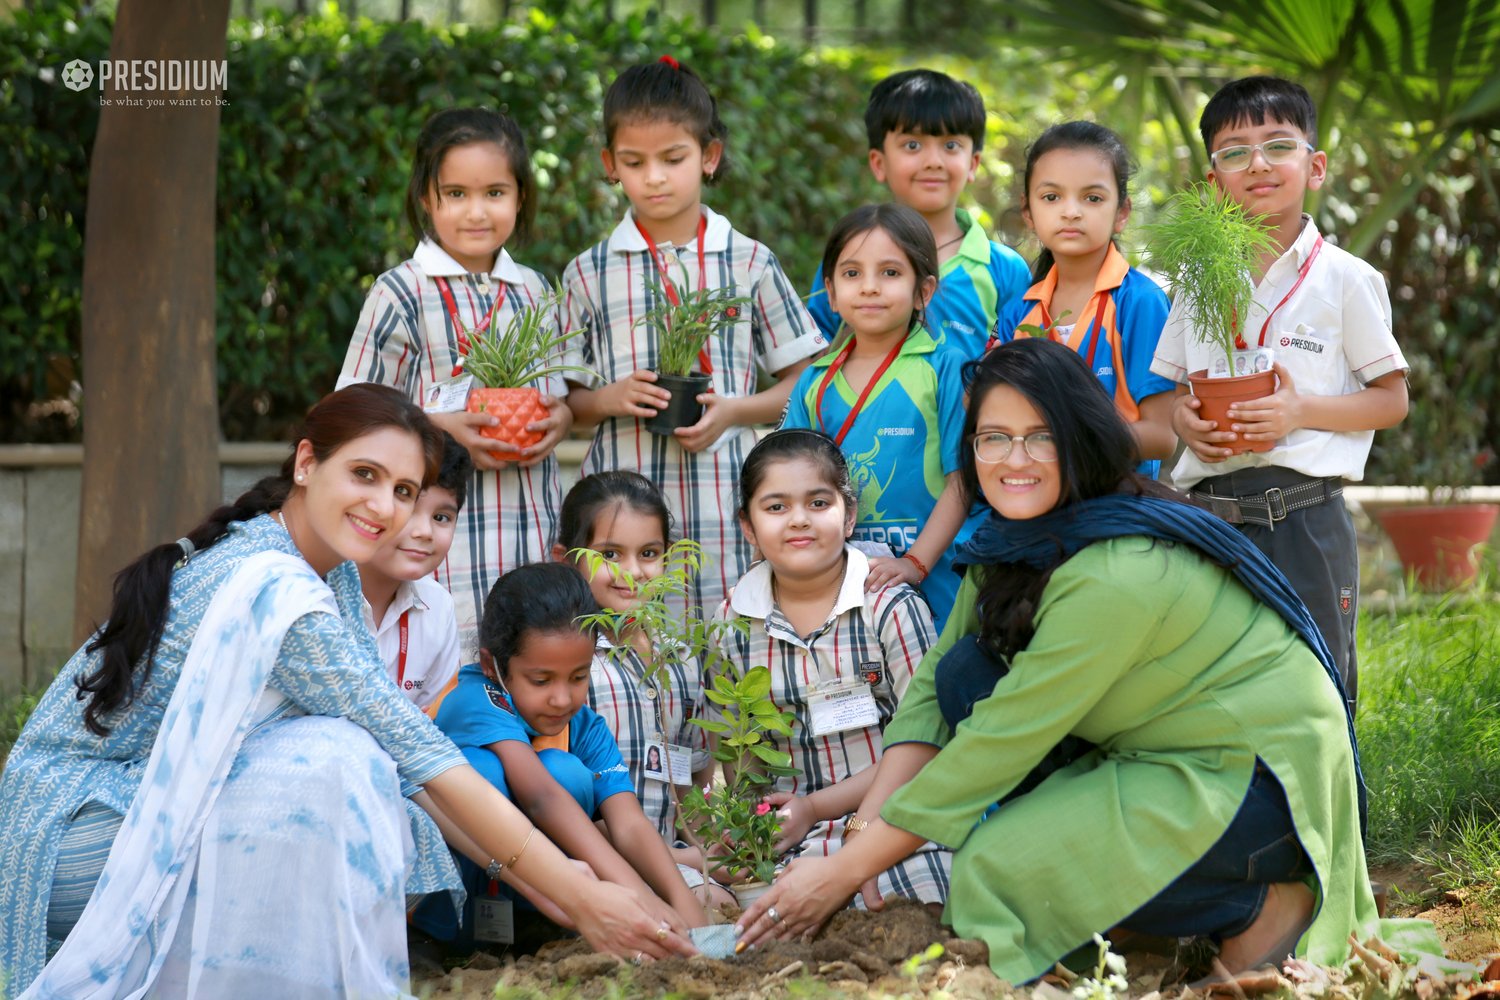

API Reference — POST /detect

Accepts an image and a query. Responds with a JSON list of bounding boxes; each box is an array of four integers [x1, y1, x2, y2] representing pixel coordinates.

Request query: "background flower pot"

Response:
[[1374, 503, 1499, 590], [1187, 368, 1278, 455], [466, 386, 547, 453], [645, 371, 713, 437]]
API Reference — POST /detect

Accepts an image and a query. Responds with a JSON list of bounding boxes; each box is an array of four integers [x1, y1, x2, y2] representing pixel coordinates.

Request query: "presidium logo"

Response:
[[60, 58, 229, 107]]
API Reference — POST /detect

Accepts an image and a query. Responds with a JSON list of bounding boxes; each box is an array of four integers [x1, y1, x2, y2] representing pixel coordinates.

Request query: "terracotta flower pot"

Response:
[[1374, 503, 1499, 590], [1187, 368, 1277, 455], [645, 371, 713, 437], [466, 386, 547, 455]]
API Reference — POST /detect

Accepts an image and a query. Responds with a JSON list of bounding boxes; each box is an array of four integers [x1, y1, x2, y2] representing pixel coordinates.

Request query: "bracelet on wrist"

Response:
[[485, 825, 537, 880], [901, 551, 930, 581], [844, 814, 869, 839]]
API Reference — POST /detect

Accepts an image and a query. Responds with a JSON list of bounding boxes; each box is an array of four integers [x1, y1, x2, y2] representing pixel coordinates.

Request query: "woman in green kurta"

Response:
[[737, 338, 1377, 983]]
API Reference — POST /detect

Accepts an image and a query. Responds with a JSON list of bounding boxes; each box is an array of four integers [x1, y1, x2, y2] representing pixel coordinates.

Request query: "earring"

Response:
[[296, 473, 305, 483]]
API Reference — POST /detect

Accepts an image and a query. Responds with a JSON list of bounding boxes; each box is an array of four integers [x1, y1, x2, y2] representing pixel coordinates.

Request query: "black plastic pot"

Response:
[[645, 371, 713, 436]]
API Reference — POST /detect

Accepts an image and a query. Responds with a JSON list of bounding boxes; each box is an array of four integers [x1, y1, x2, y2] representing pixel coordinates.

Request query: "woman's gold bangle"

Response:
[[844, 814, 868, 839], [508, 826, 537, 870], [485, 825, 537, 880]]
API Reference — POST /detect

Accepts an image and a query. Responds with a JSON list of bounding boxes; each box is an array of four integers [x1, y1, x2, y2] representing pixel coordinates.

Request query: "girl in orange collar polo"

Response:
[[990, 122, 1177, 477]]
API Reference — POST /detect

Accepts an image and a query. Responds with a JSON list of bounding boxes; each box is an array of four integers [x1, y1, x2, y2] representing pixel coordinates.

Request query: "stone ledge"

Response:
[[0, 440, 595, 468]]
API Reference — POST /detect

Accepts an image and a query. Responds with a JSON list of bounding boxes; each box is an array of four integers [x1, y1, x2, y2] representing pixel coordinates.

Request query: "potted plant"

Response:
[[1366, 360, 1498, 589], [1145, 183, 1281, 455], [459, 289, 594, 455], [681, 660, 798, 903], [572, 541, 796, 927], [634, 265, 752, 436]]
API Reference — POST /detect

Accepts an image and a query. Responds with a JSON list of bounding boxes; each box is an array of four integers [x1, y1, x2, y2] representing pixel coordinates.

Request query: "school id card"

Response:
[[1206, 348, 1275, 379], [643, 740, 694, 786], [808, 679, 880, 737], [422, 374, 474, 413], [474, 893, 515, 944]]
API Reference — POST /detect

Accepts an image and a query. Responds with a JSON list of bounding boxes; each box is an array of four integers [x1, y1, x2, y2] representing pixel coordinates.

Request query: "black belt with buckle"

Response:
[[1191, 477, 1342, 529]]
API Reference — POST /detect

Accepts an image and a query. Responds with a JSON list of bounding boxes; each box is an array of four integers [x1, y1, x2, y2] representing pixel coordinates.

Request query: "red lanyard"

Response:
[[635, 215, 714, 374], [434, 277, 502, 377], [1038, 291, 1109, 369], [1238, 235, 1324, 349], [814, 334, 907, 446], [394, 609, 410, 688]]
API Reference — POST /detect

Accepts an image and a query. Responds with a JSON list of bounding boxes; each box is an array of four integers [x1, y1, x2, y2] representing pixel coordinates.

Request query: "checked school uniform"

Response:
[[587, 634, 710, 841], [359, 577, 461, 712], [561, 207, 827, 615], [1150, 216, 1409, 706], [807, 208, 1030, 362], [715, 546, 951, 906], [991, 245, 1176, 478], [780, 325, 966, 628], [340, 240, 564, 658]]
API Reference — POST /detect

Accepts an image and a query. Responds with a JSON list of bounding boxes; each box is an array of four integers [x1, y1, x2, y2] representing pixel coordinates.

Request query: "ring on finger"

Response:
[[633, 951, 644, 965], [767, 906, 782, 925], [655, 921, 669, 942]]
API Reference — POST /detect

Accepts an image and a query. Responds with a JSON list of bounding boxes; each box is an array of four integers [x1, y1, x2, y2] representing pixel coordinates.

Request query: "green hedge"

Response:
[[3, 4, 1494, 486], [2, 4, 878, 440]]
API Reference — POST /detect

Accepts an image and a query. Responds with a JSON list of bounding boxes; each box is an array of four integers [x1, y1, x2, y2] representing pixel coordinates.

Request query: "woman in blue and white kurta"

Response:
[[715, 545, 951, 905], [341, 239, 565, 654], [0, 514, 464, 997], [561, 207, 828, 615]]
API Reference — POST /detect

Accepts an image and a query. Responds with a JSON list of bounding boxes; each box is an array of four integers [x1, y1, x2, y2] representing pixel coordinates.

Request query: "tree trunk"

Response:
[[73, 0, 229, 643]]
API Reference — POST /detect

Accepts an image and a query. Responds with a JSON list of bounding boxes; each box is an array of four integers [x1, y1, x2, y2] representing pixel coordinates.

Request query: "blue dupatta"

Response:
[[957, 493, 1366, 828]]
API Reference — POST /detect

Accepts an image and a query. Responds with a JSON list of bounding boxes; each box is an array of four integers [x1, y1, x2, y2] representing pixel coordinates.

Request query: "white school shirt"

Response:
[[340, 240, 564, 655], [1149, 216, 1408, 488], [359, 578, 462, 712], [560, 206, 827, 614]]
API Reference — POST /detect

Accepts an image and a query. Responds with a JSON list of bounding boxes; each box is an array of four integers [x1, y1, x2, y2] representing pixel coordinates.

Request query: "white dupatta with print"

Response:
[[24, 551, 415, 999]]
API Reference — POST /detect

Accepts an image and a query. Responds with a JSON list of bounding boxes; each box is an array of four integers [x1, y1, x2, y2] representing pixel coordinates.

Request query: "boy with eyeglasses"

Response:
[[1150, 76, 1409, 710]]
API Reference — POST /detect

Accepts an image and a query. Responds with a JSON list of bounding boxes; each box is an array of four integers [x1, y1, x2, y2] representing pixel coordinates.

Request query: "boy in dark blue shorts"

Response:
[[1151, 77, 1410, 710]]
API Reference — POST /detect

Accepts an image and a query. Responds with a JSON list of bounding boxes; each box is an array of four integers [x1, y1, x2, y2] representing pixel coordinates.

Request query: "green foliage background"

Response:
[[2, 3, 879, 441], [3, 1, 1496, 484]]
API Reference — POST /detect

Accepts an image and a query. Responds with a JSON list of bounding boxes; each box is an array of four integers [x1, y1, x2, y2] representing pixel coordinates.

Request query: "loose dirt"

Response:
[[415, 870, 1500, 999]]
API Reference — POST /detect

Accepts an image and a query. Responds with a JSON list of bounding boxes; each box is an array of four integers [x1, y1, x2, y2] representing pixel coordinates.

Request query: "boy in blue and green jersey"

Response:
[[806, 69, 1030, 361]]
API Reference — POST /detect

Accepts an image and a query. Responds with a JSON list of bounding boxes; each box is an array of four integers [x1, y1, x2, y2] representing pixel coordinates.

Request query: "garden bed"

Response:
[[413, 884, 1500, 1000]]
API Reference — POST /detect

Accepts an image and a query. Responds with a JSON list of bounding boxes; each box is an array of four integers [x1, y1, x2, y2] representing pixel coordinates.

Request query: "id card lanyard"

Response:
[[812, 334, 907, 446], [394, 610, 411, 688], [1236, 235, 1325, 349], [634, 214, 714, 374], [434, 276, 505, 377]]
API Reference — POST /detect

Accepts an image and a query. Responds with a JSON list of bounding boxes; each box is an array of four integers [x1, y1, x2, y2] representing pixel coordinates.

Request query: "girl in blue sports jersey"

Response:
[[781, 204, 967, 628], [990, 122, 1177, 476]]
